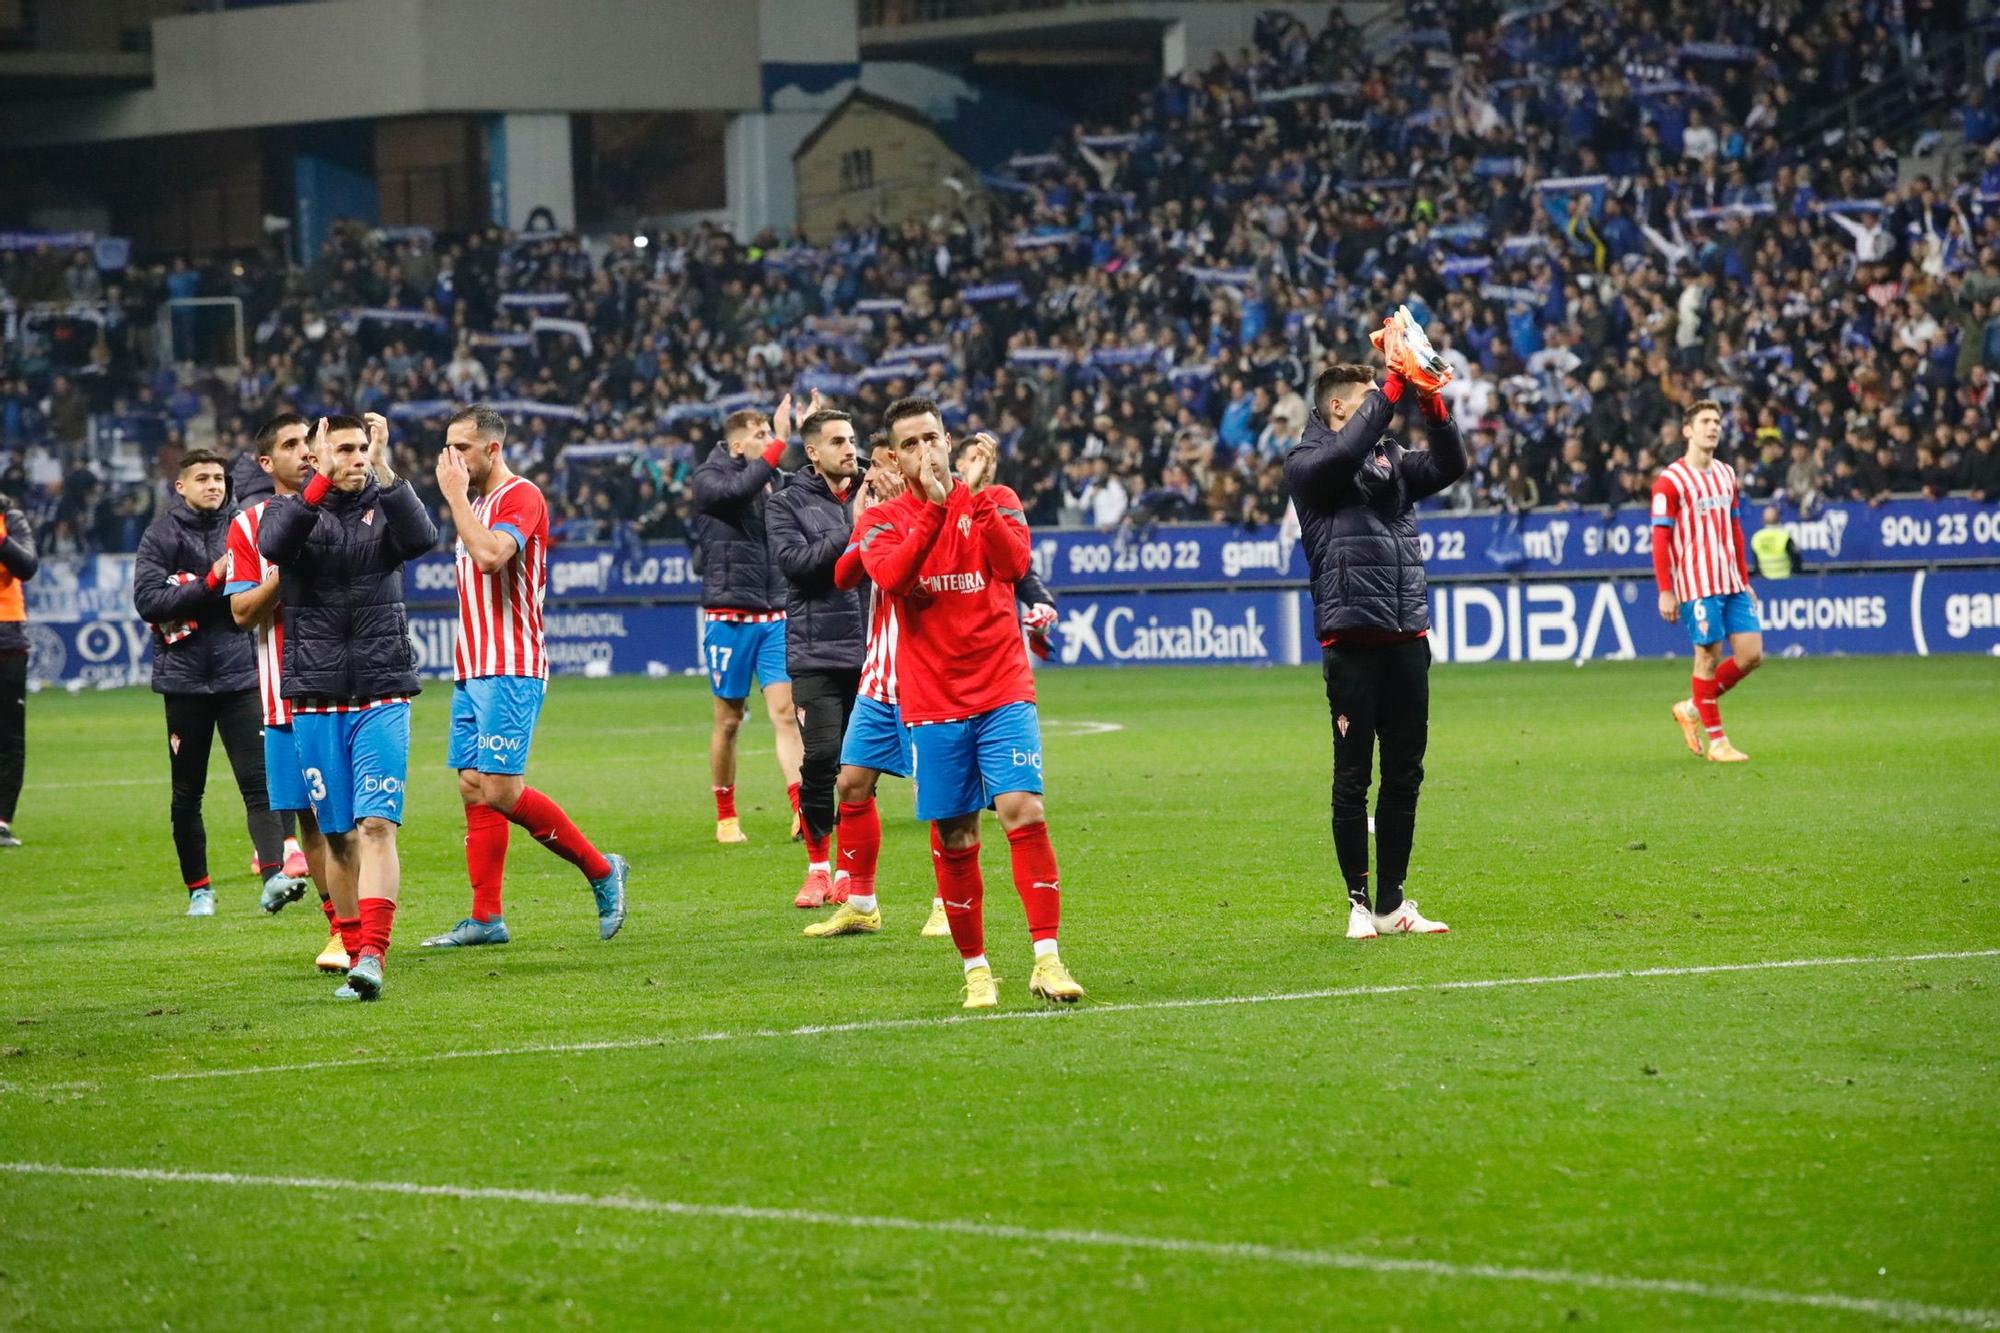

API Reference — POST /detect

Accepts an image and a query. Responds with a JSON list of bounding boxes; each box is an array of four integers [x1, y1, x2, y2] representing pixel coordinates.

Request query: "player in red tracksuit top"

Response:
[[856, 397, 1083, 1009]]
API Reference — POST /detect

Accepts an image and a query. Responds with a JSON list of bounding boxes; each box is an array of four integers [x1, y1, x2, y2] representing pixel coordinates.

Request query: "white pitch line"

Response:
[[27, 947, 1981, 1091], [0, 1162, 1991, 1327]]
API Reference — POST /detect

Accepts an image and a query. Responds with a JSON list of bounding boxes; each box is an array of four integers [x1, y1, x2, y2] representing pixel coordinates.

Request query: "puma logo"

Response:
[[944, 899, 973, 910], [1032, 881, 1059, 892], [841, 849, 857, 860]]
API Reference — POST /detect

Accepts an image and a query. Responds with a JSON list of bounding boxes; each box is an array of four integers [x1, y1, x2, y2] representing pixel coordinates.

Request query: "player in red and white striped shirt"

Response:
[[222, 413, 342, 972], [421, 405, 628, 950], [1651, 399, 1765, 763]]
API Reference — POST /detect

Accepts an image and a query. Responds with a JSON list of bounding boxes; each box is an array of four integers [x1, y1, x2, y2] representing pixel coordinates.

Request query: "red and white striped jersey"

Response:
[[1652, 457, 1748, 602], [455, 476, 549, 681], [857, 586, 901, 706], [224, 500, 289, 726]]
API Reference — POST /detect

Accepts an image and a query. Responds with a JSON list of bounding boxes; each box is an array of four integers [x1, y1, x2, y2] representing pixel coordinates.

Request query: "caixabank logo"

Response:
[[1057, 600, 1271, 665]]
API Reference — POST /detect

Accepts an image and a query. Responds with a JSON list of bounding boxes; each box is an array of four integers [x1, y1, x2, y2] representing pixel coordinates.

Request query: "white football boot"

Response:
[[1346, 901, 1379, 940], [1374, 899, 1449, 934]]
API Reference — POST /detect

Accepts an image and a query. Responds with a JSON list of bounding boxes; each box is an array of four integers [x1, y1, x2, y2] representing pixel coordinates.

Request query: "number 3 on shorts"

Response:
[[304, 767, 327, 802]]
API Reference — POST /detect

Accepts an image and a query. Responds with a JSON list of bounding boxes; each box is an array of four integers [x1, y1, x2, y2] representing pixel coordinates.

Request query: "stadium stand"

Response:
[[3, 0, 1998, 557]]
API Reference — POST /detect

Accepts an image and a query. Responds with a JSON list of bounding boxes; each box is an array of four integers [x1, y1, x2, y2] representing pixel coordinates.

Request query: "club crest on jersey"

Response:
[[957, 514, 972, 537], [362, 508, 376, 526], [1336, 714, 1349, 737]]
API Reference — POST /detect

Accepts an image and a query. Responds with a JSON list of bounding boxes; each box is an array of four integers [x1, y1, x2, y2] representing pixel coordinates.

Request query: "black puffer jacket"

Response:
[[134, 497, 258, 695], [258, 476, 438, 701], [766, 468, 864, 673], [1283, 386, 1466, 639], [690, 446, 788, 612]]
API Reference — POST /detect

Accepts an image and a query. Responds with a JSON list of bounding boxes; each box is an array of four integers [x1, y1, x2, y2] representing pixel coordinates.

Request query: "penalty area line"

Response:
[[0, 1162, 1992, 1327], [22, 946, 1983, 1093]]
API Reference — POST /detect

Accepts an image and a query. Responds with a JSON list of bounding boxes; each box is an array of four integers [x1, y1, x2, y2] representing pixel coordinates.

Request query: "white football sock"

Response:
[[1032, 937, 1060, 958], [850, 893, 877, 913], [962, 953, 989, 973]]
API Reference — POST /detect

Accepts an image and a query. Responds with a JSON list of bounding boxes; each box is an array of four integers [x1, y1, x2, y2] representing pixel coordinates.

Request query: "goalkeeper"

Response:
[[1283, 310, 1466, 942]]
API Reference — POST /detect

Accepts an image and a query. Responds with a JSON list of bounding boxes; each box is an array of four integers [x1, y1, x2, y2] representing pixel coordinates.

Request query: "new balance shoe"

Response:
[[715, 817, 747, 845], [1028, 953, 1085, 1004], [1346, 901, 1379, 940], [344, 953, 384, 1001], [421, 918, 511, 948], [185, 888, 216, 918], [1706, 739, 1750, 763], [961, 965, 999, 1009], [920, 899, 951, 938], [803, 904, 882, 938], [1671, 700, 1706, 756], [794, 866, 833, 909], [591, 852, 630, 939], [315, 931, 351, 974], [1374, 900, 1449, 934], [259, 873, 309, 914]]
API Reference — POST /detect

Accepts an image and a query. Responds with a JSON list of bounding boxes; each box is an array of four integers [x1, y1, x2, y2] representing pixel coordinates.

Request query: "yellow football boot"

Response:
[[1029, 952, 1085, 1004], [961, 965, 999, 1009], [803, 904, 882, 938]]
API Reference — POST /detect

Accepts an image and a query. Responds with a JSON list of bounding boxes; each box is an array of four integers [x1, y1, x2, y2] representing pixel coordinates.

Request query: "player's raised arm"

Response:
[[856, 497, 952, 595], [1397, 393, 1468, 501], [1284, 382, 1395, 503], [973, 484, 1033, 582], [436, 446, 517, 574]]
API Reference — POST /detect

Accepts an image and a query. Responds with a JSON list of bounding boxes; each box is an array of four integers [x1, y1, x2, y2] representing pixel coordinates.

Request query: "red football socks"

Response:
[[320, 898, 337, 927], [836, 799, 880, 893], [934, 839, 986, 960], [335, 915, 362, 957], [507, 788, 611, 882], [357, 897, 396, 961], [465, 802, 511, 921], [1006, 821, 1061, 942], [805, 824, 830, 864], [713, 785, 737, 820], [788, 782, 802, 819], [1691, 674, 1724, 738], [1714, 658, 1747, 696]]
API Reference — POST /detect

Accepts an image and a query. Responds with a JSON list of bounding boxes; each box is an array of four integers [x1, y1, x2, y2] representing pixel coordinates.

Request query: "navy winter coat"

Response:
[[132, 496, 257, 696], [257, 477, 438, 702], [690, 447, 788, 613], [1283, 388, 1467, 640], [765, 469, 864, 674]]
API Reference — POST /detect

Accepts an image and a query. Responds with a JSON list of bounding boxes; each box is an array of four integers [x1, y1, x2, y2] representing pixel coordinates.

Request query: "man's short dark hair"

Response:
[[722, 409, 769, 436], [323, 413, 366, 436], [1311, 364, 1375, 413], [1684, 399, 1722, 426], [446, 404, 509, 444], [177, 448, 228, 474], [254, 412, 308, 457], [800, 408, 852, 444], [884, 396, 942, 435]]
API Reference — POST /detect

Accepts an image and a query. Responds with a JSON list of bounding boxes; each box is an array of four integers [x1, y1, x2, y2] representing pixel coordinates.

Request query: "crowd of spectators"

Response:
[[4, 0, 2000, 557]]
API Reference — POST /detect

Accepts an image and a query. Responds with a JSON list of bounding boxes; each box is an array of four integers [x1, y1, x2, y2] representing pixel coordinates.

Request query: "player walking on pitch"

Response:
[[690, 399, 806, 844], [258, 414, 437, 1000], [133, 448, 296, 916], [421, 405, 628, 948], [224, 413, 346, 972], [1285, 311, 1465, 942], [857, 398, 1083, 1007], [1655, 400, 1763, 762]]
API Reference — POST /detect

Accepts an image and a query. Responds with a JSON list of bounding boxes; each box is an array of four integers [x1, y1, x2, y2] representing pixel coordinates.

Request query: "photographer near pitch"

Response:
[[1285, 311, 1465, 941], [0, 489, 37, 848]]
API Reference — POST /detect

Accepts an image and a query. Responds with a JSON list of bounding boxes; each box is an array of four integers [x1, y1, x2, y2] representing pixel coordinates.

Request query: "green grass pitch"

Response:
[[0, 658, 1995, 1329]]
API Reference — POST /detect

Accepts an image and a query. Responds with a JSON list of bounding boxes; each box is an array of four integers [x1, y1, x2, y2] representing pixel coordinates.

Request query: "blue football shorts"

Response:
[[290, 703, 412, 835], [909, 701, 1044, 823], [447, 676, 546, 776]]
